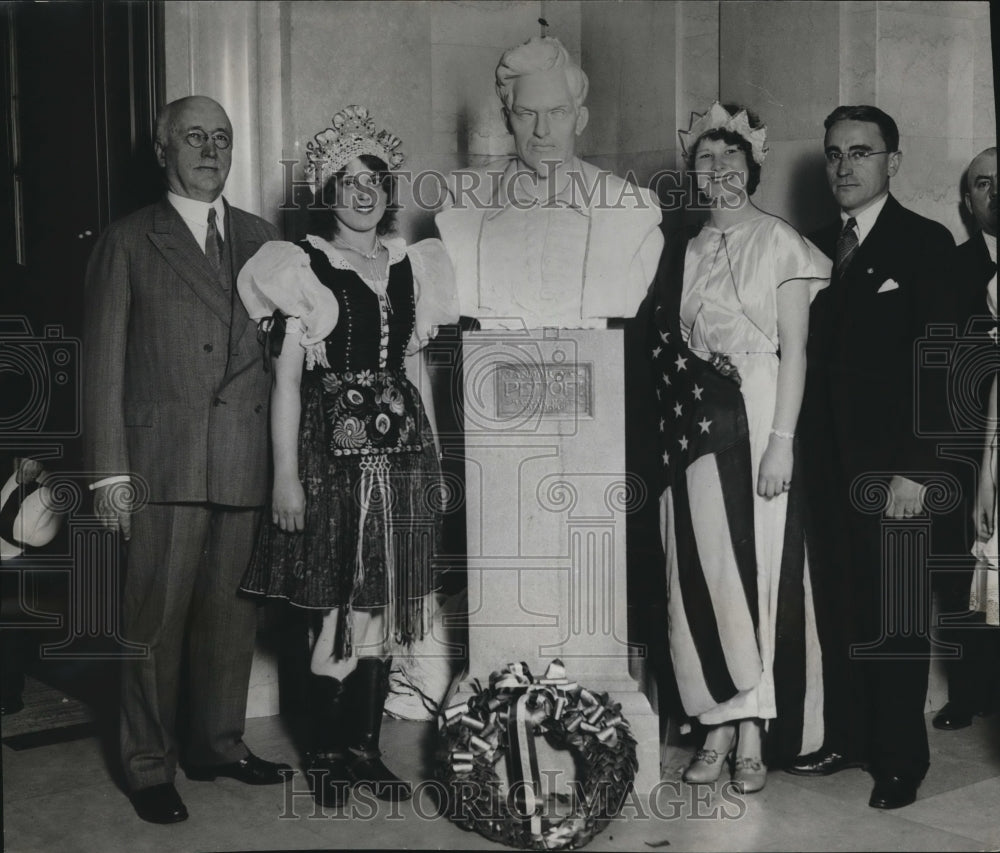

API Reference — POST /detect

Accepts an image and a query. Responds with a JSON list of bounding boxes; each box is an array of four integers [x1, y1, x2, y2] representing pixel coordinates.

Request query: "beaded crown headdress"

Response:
[[678, 101, 768, 165], [305, 105, 405, 191]]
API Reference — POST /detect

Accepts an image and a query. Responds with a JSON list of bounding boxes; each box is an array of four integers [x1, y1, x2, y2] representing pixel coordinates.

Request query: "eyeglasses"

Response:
[[183, 130, 232, 150], [825, 149, 890, 165]]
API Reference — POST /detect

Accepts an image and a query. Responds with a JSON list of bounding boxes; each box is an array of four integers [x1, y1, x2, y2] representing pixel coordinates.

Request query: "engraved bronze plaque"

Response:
[[495, 362, 593, 418]]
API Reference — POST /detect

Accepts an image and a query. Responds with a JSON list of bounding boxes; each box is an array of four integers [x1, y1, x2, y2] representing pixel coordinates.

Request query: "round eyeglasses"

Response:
[[825, 149, 889, 165], [184, 130, 232, 150]]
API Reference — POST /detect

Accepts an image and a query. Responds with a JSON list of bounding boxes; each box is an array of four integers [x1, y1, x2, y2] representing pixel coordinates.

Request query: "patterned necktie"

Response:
[[835, 217, 858, 275], [206, 207, 224, 270]]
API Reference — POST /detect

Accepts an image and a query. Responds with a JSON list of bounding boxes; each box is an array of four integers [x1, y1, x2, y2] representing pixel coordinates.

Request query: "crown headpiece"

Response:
[[305, 105, 405, 191], [678, 102, 768, 165]]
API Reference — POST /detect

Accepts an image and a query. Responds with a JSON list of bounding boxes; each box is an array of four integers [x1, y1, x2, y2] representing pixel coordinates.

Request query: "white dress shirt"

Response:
[[840, 192, 889, 246], [167, 191, 226, 251]]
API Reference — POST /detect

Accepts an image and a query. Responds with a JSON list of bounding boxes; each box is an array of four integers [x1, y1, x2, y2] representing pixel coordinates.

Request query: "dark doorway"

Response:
[[0, 0, 163, 750], [2, 0, 164, 466]]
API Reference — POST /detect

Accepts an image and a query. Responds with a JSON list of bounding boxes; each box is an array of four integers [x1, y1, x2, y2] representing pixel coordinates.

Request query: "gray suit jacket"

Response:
[[83, 198, 279, 505]]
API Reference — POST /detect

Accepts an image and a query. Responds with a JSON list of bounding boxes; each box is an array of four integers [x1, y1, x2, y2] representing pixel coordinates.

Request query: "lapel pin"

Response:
[[867, 268, 874, 274]]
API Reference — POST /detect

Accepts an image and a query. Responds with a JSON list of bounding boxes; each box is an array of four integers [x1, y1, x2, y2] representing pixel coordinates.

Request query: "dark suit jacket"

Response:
[[954, 232, 994, 319], [805, 194, 956, 482], [83, 198, 279, 505]]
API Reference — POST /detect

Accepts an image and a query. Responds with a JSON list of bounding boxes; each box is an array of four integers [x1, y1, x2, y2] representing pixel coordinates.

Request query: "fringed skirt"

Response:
[[241, 376, 443, 646]]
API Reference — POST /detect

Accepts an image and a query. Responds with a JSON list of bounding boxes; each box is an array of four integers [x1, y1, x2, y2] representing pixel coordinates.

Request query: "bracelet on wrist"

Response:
[[770, 429, 795, 440]]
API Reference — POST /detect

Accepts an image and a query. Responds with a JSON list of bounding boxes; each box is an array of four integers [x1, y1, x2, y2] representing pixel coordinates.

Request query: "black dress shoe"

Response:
[[130, 783, 188, 824], [932, 702, 973, 731], [186, 751, 293, 785], [785, 749, 866, 776], [869, 775, 917, 809]]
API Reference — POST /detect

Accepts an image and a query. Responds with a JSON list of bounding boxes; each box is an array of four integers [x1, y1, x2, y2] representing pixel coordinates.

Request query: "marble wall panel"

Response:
[[839, 6, 878, 104], [287, 1, 432, 240], [972, 17, 996, 141], [428, 1, 557, 169], [538, 0, 582, 57], [630, 148, 681, 194], [879, 0, 988, 17], [752, 138, 840, 236], [892, 135, 976, 243], [676, 0, 720, 222], [681, 0, 721, 37], [876, 10, 974, 141], [429, 0, 545, 48], [578, 6, 621, 158], [678, 30, 720, 134], [578, 1, 676, 160], [719, 0, 841, 142], [430, 42, 508, 157], [288, 1, 432, 158]]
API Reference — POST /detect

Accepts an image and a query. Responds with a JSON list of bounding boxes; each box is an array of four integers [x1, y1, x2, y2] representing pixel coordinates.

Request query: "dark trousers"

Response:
[[808, 481, 932, 781], [120, 502, 259, 791], [934, 554, 1000, 712]]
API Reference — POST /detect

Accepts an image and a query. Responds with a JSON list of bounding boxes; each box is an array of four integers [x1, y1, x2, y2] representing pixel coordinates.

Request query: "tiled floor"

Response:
[[3, 686, 1000, 853]]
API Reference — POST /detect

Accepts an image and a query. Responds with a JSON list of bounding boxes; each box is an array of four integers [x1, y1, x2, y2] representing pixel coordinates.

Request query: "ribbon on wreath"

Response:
[[440, 659, 637, 850], [508, 690, 544, 838], [444, 660, 623, 841]]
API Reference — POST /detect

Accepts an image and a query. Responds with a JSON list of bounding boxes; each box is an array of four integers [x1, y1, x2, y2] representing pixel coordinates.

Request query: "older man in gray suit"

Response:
[[83, 95, 289, 824]]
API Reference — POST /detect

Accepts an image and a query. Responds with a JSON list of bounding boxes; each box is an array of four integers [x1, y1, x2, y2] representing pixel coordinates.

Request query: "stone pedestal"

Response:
[[456, 327, 659, 793]]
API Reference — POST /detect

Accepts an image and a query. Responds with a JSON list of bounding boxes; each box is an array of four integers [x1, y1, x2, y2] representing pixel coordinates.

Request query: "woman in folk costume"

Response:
[[647, 103, 829, 792], [237, 106, 457, 806]]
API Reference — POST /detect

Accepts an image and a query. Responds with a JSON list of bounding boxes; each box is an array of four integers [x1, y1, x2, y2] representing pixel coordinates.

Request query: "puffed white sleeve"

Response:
[[405, 238, 460, 354], [236, 240, 340, 345], [772, 225, 832, 303]]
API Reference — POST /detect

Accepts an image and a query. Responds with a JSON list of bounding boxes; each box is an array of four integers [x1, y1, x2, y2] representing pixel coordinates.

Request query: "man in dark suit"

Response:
[[933, 146, 999, 730], [789, 105, 956, 809], [83, 96, 289, 824]]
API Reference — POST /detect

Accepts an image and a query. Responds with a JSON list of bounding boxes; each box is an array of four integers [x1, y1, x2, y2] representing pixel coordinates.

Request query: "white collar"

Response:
[[167, 191, 226, 230], [840, 193, 888, 245]]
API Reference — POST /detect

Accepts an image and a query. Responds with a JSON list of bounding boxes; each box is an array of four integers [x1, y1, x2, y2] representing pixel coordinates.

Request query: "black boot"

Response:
[[305, 674, 352, 806], [346, 657, 412, 802]]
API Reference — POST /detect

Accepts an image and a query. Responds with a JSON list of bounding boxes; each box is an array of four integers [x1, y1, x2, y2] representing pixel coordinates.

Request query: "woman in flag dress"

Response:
[[236, 106, 457, 807], [970, 278, 997, 625], [648, 103, 830, 792]]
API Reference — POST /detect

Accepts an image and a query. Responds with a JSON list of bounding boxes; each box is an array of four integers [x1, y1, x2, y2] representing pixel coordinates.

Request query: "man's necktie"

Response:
[[835, 217, 859, 275], [206, 207, 224, 270]]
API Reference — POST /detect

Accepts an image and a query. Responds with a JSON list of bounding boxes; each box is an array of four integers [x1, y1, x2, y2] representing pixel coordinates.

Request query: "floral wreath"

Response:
[[437, 660, 637, 850]]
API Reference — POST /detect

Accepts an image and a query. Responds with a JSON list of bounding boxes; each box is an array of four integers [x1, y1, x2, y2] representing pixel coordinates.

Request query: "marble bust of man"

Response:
[[435, 37, 664, 329]]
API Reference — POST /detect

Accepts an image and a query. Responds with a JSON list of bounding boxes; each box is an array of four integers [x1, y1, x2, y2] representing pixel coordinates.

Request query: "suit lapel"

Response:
[[225, 201, 271, 348], [839, 195, 905, 295], [971, 232, 995, 286], [148, 199, 233, 326]]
